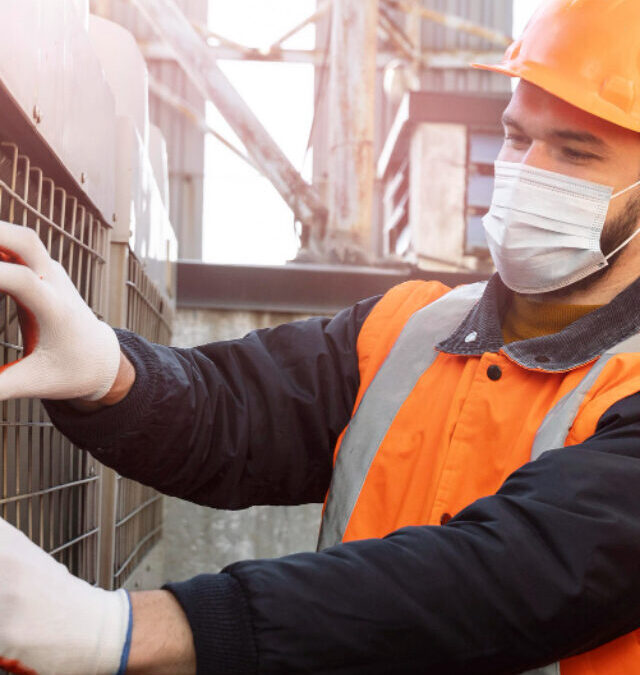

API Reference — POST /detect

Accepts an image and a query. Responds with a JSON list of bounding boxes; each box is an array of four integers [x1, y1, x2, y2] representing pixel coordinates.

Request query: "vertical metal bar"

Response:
[[32, 167, 44, 237], [326, 0, 378, 258], [44, 178, 55, 253], [18, 154, 30, 226], [85, 214, 93, 305], [2, 143, 18, 224], [55, 187, 67, 263], [98, 465, 118, 589], [76, 206, 86, 290], [67, 196, 78, 282]]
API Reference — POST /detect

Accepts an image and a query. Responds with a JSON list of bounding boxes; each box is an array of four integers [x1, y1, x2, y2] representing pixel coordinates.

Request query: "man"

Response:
[[2, 0, 640, 673]]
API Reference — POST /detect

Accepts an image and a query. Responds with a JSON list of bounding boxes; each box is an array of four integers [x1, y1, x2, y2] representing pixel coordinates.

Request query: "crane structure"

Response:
[[93, 0, 510, 262]]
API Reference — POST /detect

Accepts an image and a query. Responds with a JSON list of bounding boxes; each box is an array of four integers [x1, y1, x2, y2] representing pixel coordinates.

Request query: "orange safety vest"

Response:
[[319, 280, 640, 675]]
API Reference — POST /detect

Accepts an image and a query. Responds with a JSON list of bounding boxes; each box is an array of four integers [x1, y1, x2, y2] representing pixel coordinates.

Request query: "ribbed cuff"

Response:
[[42, 329, 160, 450], [164, 574, 258, 675]]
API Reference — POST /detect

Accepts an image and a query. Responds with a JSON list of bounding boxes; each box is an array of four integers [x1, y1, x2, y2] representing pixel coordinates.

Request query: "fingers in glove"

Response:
[[0, 261, 52, 317], [0, 221, 51, 274], [0, 262, 49, 364]]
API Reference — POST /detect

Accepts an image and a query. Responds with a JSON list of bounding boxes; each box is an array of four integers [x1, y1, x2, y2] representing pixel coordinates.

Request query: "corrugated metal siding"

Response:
[[418, 0, 512, 93]]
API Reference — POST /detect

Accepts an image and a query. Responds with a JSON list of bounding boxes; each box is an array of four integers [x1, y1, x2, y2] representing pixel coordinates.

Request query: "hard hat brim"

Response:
[[472, 61, 640, 134]]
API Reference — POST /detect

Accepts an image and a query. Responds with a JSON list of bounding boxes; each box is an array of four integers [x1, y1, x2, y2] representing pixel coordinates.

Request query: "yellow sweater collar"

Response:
[[502, 294, 602, 345]]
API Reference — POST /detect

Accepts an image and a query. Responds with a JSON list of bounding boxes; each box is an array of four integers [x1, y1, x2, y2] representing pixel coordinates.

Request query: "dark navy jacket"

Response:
[[44, 278, 640, 674]]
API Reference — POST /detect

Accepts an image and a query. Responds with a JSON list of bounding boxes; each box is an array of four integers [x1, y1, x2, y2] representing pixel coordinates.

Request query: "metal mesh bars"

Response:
[[0, 140, 110, 587], [111, 251, 170, 588], [126, 251, 172, 345]]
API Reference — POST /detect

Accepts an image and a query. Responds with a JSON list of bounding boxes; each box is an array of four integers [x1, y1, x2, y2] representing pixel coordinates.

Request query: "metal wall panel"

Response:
[[90, 0, 207, 260], [0, 1, 117, 224]]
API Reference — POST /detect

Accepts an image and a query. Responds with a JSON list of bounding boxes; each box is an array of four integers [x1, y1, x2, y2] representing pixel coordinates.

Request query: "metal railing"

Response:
[[0, 140, 109, 585]]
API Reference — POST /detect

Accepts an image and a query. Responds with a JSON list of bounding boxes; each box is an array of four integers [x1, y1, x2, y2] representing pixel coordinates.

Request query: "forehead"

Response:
[[503, 81, 638, 147]]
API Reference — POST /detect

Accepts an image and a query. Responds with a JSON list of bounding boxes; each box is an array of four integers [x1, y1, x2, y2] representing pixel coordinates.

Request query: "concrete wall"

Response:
[[163, 307, 324, 583]]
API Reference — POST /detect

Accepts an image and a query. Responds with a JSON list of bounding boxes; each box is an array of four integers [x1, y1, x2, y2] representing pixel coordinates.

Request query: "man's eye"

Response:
[[505, 134, 530, 147], [562, 147, 596, 161]]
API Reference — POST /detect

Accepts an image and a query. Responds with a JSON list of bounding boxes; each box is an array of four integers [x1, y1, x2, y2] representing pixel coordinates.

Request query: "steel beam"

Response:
[[268, 0, 333, 50], [325, 0, 379, 262], [148, 76, 258, 171], [140, 41, 503, 69], [131, 0, 327, 233], [177, 261, 488, 314]]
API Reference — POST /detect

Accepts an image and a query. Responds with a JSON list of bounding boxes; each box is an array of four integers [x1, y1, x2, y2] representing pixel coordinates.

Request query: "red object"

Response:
[[0, 657, 38, 675]]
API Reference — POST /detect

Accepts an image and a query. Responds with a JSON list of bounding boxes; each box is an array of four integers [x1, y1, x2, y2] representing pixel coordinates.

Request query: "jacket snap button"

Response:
[[487, 365, 502, 381], [440, 512, 452, 525]]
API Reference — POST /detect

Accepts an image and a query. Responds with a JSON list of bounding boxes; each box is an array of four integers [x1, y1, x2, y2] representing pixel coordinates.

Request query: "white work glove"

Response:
[[0, 220, 121, 401], [0, 517, 132, 675]]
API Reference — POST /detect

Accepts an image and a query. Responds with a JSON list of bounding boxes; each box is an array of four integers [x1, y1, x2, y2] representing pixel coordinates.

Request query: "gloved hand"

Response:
[[0, 517, 132, 675], [0, 220, 121, 401]]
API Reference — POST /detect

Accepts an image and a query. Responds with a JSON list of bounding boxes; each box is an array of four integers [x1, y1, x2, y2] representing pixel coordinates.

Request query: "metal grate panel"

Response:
[[0, 138, 110, 587], [126, 251, 172, 345], [111, 251, 171, 588]]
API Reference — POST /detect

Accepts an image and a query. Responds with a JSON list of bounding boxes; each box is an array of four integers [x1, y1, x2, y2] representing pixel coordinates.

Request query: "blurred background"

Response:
[[0, 0, 545, 598]]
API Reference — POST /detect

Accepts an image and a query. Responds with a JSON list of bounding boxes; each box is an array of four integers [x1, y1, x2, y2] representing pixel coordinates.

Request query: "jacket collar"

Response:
[[437, 273, 640, 372]]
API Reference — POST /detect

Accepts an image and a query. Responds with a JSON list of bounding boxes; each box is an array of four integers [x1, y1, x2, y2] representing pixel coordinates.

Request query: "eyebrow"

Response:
[[501, 113, 609, 150], [551, 130, 607, 148]]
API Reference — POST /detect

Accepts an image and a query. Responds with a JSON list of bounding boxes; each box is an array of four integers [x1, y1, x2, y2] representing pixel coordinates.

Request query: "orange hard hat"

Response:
[[473, 0, 640, 132]]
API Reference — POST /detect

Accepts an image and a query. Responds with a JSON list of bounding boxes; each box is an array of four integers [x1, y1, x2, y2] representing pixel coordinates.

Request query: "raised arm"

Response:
[[44, 298, 378, 508]]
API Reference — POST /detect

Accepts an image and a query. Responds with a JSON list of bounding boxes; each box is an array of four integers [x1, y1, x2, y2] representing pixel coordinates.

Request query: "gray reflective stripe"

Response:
[[531, 331, 640, 460], [317, 282, 487, 551], [530, 356, 613, 461], [521, 665, 559, 675], [319, 285, 640, 673], [521, 332, 640, 675]]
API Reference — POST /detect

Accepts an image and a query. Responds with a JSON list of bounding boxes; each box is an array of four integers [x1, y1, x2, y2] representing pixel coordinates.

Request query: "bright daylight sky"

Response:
[[202, 0, 546, 265]]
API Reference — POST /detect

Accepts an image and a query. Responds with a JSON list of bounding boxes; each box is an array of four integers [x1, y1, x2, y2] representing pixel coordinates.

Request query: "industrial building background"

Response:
[[0, 0, 517, 611]]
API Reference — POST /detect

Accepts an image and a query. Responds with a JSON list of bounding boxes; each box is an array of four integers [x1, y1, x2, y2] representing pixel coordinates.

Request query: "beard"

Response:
[[536, 193, 640, 302]]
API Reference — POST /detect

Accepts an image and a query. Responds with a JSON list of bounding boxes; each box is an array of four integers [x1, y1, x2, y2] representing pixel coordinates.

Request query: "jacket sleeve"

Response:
[[42, 296, 379, 509], [165, 391, 640, 675]]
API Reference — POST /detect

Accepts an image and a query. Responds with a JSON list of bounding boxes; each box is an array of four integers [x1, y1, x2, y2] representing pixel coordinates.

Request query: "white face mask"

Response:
[[482, 161, 640, 294]]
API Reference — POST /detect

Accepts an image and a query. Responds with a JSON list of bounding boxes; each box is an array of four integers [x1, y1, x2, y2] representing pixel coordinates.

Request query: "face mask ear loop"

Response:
[[605, 226, 640, 261], [604, 179, 640, 260], [612, 178, 640, 200]]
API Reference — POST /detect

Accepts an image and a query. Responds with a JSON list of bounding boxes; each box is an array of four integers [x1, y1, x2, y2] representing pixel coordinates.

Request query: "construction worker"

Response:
[[3, 0, 640, 673]]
